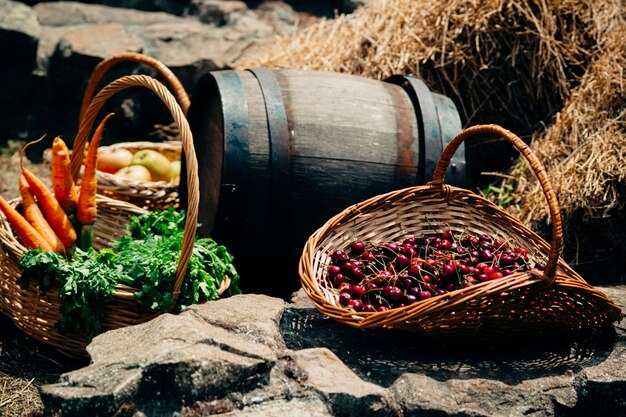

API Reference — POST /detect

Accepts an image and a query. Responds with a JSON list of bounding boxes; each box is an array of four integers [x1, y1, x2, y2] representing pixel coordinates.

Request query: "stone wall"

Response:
[[0, 0, 367, 147]]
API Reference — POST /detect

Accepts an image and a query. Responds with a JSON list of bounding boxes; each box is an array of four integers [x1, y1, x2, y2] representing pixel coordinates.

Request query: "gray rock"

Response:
[[245, 1, 306, 38], [40, 285, 626, 417], [211, 396, 333, 417], [26, 0, 274, 141], [42, 297, 281, 417], [192, 0, 248, 26], [0, 0, 40, 64], [289, 287, 316, 310], [288, 348, 393, 417], [390, 373, 577, 417], [185, 294, 287, 351], [34, 1, 180, 26]]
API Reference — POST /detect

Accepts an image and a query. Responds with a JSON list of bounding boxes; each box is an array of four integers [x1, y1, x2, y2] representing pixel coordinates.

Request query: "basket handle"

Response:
[[428, 124, 562, 284], [78, 52, 191, 123], [70, 74, 199, 301]]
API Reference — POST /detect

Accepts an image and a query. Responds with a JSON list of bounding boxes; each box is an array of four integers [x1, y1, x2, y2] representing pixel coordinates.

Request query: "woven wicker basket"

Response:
[[299, 124, 622, 342], [0, 74, 228, 357], [72, 52, 191, 210]]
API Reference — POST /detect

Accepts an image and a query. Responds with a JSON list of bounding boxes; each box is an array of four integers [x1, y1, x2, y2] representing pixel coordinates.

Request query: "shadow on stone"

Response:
[[281, 308, 617, 387]]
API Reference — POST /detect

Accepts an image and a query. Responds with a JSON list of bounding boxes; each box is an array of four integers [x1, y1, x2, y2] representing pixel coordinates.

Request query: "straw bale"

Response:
[[237, 0, 620, 134], [507, 25, 626, 225]]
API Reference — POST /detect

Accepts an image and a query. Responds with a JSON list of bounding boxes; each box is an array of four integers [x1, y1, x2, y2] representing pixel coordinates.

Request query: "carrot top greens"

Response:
[[18, 208, 240, 341]]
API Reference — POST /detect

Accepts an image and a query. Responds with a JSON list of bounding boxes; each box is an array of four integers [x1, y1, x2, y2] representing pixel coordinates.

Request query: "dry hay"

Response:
[[237, 0, 626, 277], [0, 374, 42, 417], [237, 0, 619, 134], [507, 26, 626, 226]]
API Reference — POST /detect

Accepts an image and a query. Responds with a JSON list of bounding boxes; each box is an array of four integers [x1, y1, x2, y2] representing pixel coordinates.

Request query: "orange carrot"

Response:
[[51, 136, 78, 214], [76, 113, 115, 250], [19, 175, 65, 253], [77, 112, 114, 226], [0, 195, 53, 252], [20, 140, 77, 248]]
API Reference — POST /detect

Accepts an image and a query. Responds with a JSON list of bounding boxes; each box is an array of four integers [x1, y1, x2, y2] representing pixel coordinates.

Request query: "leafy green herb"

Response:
[[18, 209, 240, 341]]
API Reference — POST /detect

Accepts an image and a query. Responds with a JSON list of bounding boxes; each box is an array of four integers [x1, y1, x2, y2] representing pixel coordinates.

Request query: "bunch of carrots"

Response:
[[0, 113, 115, 255]]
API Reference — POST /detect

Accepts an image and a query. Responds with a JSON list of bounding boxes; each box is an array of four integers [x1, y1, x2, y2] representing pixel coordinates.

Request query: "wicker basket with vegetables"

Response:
[[75, 52, 189, 210], [0, 75, 239, 357]]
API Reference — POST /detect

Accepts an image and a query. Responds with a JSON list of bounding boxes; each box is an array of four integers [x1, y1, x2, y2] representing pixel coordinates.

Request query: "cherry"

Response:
[[351, 284, 367, 298], [489, 272, 504, 280], [362, 303, 376, 312], [482, 266, 497, 275], [348, 299, 364, 311], [418, 291, 433, 300], [500, 254, 515, 265], [407, 287, 421, 297], [477, 273, 490, 282], [479, 249, 494, 261], [333, 231, 536, 313], [403, 294, 417, 305], [339, 292, 352, 306], [395, 254, 411, 269], [383, 286, 403, 302], [417, 291, 433, 300], [341, 261, 356, 275], [333, 274, 346, 285], [437, 240, 452, 251], [334, 252, 350, 266], [440, 263, 455, 278], [351, 267, 365, 280], [360, 251, 376, 263], [401, 245, 418, 258], [338, 282, 352, 293], [350, 240, 366, 255], [328, 265, 341, 276]]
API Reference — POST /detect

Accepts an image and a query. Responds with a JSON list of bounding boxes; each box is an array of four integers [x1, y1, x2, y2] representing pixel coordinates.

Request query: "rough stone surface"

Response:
[[0, 0, 40, 64], [289, 348, 393, 417], [42, 296, 279, 416], [185, 293, 287, 352], [0, 0, 278, 142], [40, 286, 626, 417], [193, 0, 249, 25]]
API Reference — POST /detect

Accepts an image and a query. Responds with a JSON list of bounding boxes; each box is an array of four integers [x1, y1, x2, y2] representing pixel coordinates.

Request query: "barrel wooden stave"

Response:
[[187, 68, 463, 298]]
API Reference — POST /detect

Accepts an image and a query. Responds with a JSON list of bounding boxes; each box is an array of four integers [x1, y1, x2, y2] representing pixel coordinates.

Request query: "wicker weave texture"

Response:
[[0, 75, 217, 357], [299, 125, 622, 342], [73, 52, 190, 211], [94, 141, 182, 210]]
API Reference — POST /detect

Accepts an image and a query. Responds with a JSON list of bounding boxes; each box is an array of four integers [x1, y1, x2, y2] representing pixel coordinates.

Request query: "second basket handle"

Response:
[[70, 74, 198, 301], [79, 52, 191, 123], [428, 124, 563, 284]]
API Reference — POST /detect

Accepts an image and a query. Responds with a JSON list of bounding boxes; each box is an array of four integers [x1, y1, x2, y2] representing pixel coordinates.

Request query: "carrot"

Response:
[[77, 112, 115, 250], [20, 139, 77, 248], [51, 136, 78, 214], [0, 195, 52, 252], [19, 174, 65, 253]]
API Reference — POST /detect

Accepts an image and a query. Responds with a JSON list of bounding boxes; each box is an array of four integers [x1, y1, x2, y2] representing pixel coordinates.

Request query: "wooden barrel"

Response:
[[182, 68, 465, 298]]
